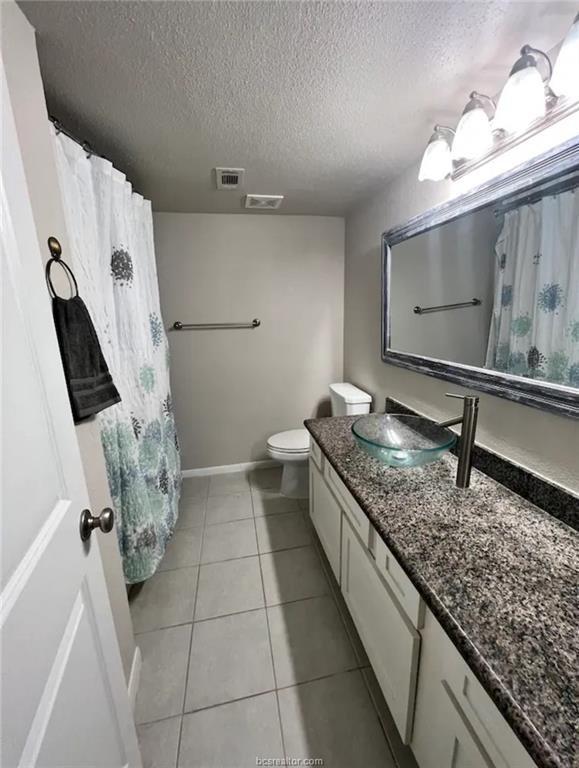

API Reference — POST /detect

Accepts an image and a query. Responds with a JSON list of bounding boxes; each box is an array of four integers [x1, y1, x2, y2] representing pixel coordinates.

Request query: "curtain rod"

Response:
[[49, 115, 141, 194], [50, 115, 97, 157]]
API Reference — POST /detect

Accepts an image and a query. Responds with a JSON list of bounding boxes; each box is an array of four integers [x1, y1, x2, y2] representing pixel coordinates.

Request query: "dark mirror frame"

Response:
[[382, 137, 579, 419]]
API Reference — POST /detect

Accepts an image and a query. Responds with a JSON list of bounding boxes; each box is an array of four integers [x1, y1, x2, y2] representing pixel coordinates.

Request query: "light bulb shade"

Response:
[[550, 14, 579, 101], [418, 136, 452, 181], [494, 66, 546, 134], [451, 107, 493, 161]]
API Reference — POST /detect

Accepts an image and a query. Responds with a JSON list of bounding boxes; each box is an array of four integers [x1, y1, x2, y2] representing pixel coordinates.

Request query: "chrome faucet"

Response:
[[437, 393, 479, 488]]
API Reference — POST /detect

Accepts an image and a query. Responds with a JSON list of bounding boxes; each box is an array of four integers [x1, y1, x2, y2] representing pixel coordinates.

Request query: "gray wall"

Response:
[[155, 213, 345, 470], [390, 211, 497, 366], [344, 163, 579, 495], [2, 0, 136, 681]]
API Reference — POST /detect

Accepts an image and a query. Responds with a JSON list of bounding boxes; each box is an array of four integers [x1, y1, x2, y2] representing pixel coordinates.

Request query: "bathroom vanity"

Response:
[[306, 415, 577, 768]]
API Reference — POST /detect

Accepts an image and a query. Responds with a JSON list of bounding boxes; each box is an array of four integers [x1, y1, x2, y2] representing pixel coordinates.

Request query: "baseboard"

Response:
[[181, 459, 279, 478], [128, 645, 141, 712]]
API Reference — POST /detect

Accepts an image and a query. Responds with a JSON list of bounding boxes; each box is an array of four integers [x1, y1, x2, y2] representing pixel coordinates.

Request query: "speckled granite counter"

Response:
[[305, 416, 578, 768]]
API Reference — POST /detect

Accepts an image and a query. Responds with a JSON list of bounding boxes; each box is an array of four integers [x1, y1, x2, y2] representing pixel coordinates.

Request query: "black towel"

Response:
[[52, 295, 121, 422]]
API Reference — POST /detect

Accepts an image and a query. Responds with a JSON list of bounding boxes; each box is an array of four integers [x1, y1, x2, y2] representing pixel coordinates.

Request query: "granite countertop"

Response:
[[305, 415, 578, 768]]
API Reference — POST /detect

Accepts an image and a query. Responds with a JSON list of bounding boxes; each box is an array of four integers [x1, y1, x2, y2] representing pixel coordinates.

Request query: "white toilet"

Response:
[[267, 383, 372, 498]]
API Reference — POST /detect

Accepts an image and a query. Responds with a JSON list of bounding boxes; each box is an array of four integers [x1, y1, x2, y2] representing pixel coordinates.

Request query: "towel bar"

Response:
[[172, 319, 261, 330], [413, 299, 481, 315]]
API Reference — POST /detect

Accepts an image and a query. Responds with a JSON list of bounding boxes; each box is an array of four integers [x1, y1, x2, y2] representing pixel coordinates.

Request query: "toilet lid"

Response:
[[267, 429, 310, 454]]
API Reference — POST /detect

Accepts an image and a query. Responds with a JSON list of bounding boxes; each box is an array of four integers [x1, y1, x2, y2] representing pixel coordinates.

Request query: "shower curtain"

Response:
[[485, 187, 579, 387], [53, 127, 181, 583]]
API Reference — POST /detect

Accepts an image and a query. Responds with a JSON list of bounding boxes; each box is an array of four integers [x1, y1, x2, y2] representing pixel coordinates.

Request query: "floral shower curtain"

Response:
[[53, 127, 181, 583], [485, 187, 579, 387]]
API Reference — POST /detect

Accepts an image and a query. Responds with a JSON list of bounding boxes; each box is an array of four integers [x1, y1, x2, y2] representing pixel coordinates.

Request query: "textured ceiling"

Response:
[[19, 1, 576, 214]]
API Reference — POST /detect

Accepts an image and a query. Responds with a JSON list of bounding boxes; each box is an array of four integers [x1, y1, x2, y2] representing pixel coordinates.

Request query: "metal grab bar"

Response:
[[413, 298, 481, 315], [172, 319, 261, 330]]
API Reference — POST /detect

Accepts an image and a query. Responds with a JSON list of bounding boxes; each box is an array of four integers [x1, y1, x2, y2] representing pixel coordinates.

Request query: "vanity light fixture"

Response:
[[418, 125, 455, 181], [419, 14, 579, 184], [550, 12, 579, 102], [451, 92, 495, 161], [493, 45, 552, 135]]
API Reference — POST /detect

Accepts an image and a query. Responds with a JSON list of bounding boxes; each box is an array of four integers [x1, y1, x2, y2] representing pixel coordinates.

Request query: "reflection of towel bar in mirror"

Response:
[[172, 319, 261, 330], [413, 299, 481, 315]]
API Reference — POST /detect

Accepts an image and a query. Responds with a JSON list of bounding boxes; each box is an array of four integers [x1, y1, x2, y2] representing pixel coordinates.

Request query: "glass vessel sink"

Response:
[[351, 414, 457, 468]]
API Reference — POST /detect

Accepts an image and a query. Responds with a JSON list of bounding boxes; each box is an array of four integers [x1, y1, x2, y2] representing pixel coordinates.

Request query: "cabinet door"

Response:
[[341, 516, 420, 744], [309, 458, 341, 582], [412, 609, 536, 768], [439, 682, 494, 768]]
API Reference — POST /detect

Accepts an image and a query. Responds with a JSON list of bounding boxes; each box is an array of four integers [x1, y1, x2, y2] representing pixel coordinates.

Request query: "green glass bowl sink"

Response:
[[352, 414, 457, 468]]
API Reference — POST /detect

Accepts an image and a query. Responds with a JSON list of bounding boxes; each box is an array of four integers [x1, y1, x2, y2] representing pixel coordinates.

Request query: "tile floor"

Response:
[[130, 466, 416, 768]]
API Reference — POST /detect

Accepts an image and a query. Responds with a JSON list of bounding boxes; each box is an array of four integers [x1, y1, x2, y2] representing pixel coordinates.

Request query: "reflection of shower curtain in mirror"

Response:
[[485, 188, 579, 387], [53, 127, 181, 583]]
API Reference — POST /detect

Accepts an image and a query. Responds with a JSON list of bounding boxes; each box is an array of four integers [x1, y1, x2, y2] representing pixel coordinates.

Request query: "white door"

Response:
[[0, 60, 142, 768]]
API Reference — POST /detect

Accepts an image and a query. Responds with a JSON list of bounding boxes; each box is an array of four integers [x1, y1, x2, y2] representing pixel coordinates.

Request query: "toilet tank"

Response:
[[329, 383, 372, 416]]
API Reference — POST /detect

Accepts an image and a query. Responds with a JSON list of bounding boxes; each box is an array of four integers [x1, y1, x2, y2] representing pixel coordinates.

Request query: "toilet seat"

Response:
[[267, 428, 310, 455]]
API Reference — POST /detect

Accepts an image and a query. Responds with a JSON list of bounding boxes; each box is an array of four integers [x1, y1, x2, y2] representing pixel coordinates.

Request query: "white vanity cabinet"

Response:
[[308, 436, 538, 768], [341, 515, 420, 743], [309, 457, 342, 582], [308, 440, 423, 744]]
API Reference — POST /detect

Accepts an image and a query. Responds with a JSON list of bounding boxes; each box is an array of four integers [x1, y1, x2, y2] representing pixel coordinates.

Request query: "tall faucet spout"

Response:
[[442, 394, 479, 488]]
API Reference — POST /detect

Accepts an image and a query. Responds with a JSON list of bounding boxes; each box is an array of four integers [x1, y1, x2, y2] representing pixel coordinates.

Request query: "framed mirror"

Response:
[[382, 139, 579, 419]]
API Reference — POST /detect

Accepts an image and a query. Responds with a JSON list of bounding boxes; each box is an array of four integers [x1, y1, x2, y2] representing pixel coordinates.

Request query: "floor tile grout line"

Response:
[[134, 620, 194, 639], [205, 514, 254, 527], [133, 588, 336, 638], [159, 538, 323, 576], [274, 664, 367, 693], [274, 688, 288, 764], [175, 522, 205, 532], [137, 664, 372, 728], [194, 603, 265, 624], [205, 540, 314, 563], [208, 488, 252, 498], [175, 499, 206, 768], [264, 590, 332, 612], [135, 582, 336, 638], [181, 686, 278, 717], [182, 467, 280, 496], [252, 488, 288, 761], [136, 712, 183, 729], [207, 483, 252, 497]]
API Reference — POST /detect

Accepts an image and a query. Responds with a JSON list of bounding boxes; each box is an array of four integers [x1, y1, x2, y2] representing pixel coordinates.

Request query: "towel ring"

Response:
[[45, 236, 79, 299]]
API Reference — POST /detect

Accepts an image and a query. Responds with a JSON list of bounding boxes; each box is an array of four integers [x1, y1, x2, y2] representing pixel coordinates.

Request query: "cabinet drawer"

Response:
[[310, 438, 323, 470], [341, 515, 420, 744], [439, 681, 495, 768], [324, 461, 370, 546], [440, 637, 536, 768], [369, 530, 424, 629], [309, 459, 341, 582]]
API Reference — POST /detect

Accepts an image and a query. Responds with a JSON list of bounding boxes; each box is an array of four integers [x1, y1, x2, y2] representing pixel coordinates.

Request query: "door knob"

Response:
[[79, 507, 115, 541]]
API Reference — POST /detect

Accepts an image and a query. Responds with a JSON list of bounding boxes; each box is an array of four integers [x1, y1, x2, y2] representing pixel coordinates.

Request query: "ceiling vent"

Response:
[[215, 168, 245, 190], [244, 194, 284, 210]]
